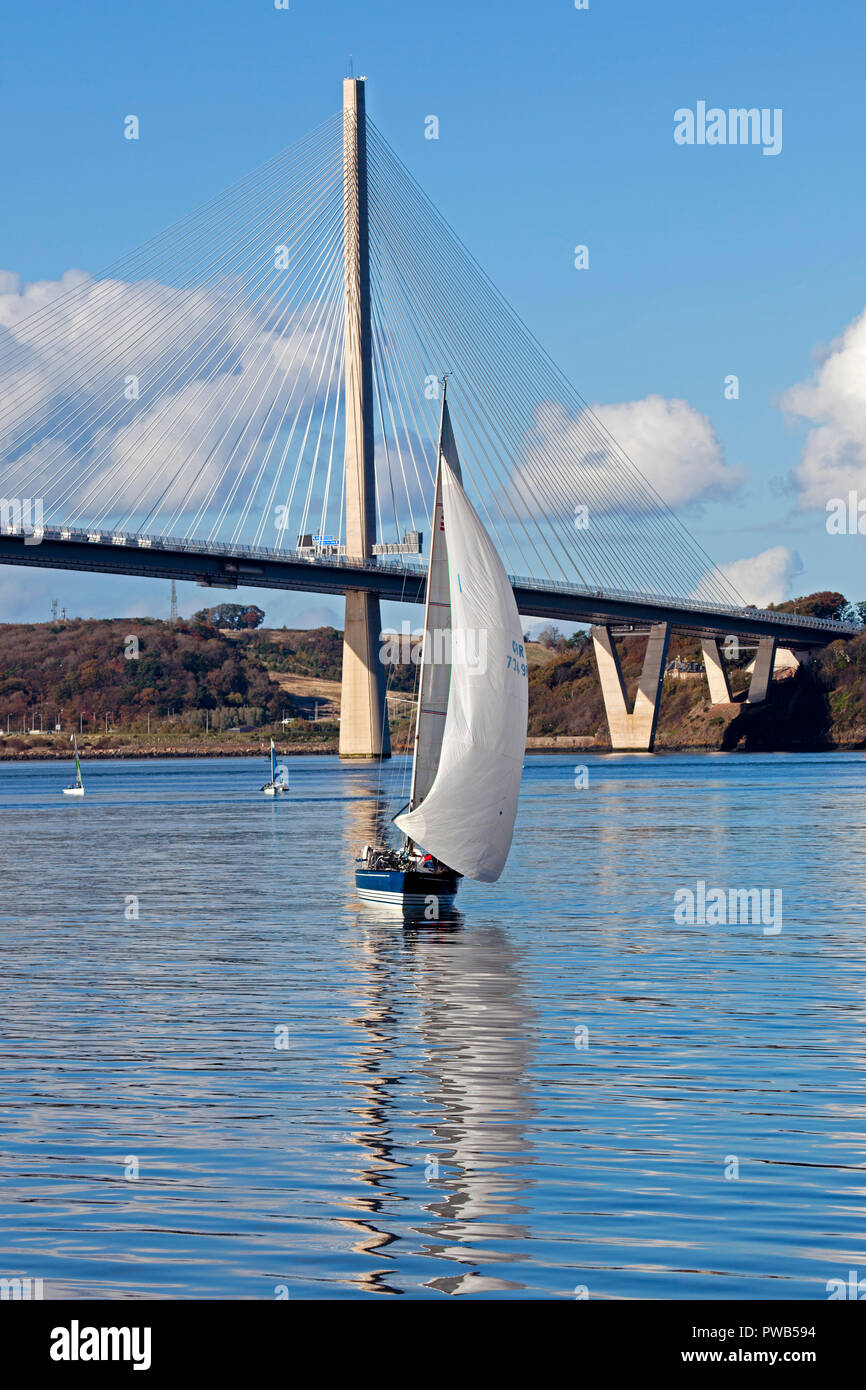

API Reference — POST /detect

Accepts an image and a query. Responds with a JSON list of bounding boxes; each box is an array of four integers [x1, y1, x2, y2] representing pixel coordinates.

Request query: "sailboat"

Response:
[[355, 387, 528, 912], [63, 733, 85, 797], [262, 738, 290, 796]]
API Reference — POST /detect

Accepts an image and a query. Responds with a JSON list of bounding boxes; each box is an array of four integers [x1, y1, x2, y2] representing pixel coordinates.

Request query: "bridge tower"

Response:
[[339, 76, 390, 760]]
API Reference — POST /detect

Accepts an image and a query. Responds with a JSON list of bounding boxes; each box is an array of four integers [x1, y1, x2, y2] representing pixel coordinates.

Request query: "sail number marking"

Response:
[[506, 639, 528, 678]]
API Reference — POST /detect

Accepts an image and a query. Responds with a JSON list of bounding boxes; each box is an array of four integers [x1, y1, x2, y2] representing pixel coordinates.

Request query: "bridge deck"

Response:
[[0, 525, 854, 648]]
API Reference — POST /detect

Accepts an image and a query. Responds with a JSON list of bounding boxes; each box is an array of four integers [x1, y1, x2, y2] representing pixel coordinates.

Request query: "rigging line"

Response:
[[69, 208, 345, 535], [180, 228, 347, 542], [368, 139, 741, 607], [257, 292, 342, 555], [208, 241, 347, 543], [170, 214, 347, 539], [369, 246, 555, 584], [236, 249, 346, 550], [41, 156, 347, 505], [154, 197, 347, 538], [368, 289, 430, 527], [1, 148, 346, 494], [444, 378, 565, 588], [367, 275, 443, 561], [366, 143, 706, 594], [367, 179, 574, 556], [371, 403, 385, 555], [367, 287, 450, 572], [370, 308, 418, 535], [290, 289, 347, 548], [0, 120, 344, 436], [113, 196, 346, 534], [368, 187, 688, 600], [34, 166, 346, 518], [336, 420, 346, 554], [215, 303, 338, 546], [240, 286, 344, 550], [0, 111, 343, 363], [314, 338, 345, 550], [367, 217, 564, 586], [368, 271, 438, 493], [370, 319, 404, 543], [367, 174, 642, 586], [268, 260, 347, 555], [368, 126, 698, 539]]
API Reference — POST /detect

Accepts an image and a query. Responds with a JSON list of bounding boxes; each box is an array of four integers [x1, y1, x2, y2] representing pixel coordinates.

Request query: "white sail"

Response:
[[407, 403, 461, 809], [395, 408, 528, 882]]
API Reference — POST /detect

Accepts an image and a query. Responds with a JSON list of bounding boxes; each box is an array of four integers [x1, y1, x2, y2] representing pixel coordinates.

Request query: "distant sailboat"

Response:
[[355, 387, 528, 912], [63, 733, 85, 797], [262, 738, 289, 796]]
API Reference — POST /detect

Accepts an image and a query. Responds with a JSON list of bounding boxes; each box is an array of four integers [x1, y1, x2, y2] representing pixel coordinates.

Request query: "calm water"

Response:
[[1, 751, 865, 1300]]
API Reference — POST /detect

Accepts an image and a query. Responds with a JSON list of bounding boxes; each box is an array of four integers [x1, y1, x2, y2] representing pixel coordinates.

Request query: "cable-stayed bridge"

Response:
[[0, 80, 854, 754]]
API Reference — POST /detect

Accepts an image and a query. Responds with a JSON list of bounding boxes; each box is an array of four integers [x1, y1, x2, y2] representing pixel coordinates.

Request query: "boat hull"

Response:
[[63, 787, 84, 797], [355, 868, 459, 914], [262, 785, 288, 796]]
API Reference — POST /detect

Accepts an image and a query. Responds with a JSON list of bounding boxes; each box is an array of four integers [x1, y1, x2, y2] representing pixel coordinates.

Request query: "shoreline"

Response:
[[0, 738, 862, 761]]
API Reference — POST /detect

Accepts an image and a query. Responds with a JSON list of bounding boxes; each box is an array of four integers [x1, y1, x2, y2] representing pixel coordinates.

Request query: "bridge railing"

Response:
[[2, 521, 857, 638]]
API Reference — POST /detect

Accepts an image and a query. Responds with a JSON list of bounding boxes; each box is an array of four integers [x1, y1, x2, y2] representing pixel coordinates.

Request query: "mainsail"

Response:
[[395, 399, 528, 882], [406, 402, 461, 809]]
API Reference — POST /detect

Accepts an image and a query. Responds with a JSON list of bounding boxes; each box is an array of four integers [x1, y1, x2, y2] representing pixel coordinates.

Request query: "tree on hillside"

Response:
[[771, 591, 848, 621], [192, 603, 265, 630]]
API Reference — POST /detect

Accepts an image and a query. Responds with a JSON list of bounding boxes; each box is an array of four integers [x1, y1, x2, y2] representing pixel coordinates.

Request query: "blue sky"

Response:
[[2, 0, 866, 627]]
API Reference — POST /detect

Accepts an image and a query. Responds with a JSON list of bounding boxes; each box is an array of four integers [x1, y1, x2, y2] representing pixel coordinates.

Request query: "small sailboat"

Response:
[[355, 387, 528, 913], [63, 733, 85, 797], [262, 738, 290, 796]]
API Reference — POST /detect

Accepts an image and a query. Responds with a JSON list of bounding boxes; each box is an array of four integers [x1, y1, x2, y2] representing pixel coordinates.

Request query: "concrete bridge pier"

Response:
[[746, 636, 777, 704], [591, 622, 671, 751], [339, 75, 390, 761], [700, 637, 733, 704], [341, 590, 390, 758]]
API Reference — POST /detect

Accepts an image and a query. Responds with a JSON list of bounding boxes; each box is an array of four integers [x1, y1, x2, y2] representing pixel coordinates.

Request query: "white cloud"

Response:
[[517, 394, 743, 515], [698, 545, 803, 607], [0, 268, 331, 527], [782, 306, 866, 510]]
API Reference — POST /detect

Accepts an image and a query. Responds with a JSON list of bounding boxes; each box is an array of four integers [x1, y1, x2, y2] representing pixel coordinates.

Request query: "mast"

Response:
[[407, 381, 451, 813]]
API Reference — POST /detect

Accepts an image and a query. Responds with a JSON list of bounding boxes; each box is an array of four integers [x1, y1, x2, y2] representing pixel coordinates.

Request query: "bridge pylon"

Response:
[[339, 76, 390, 761]]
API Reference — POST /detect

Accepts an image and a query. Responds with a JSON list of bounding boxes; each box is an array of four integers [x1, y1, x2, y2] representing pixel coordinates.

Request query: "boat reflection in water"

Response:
[[406, 918, 534, 1295], [341, 786, 535, 1294]]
